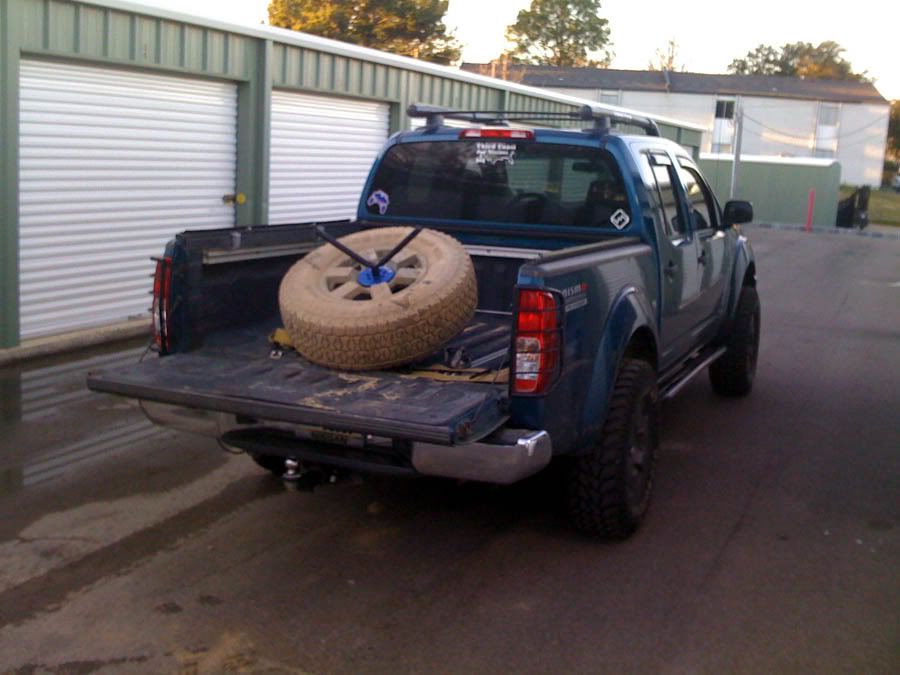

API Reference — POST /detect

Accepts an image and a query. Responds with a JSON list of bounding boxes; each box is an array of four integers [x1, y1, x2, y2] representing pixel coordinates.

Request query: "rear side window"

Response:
[[364, 140, 630, 229]]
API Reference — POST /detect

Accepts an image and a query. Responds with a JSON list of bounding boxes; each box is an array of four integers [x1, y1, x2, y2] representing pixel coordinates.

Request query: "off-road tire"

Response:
[[566, 358, 659, 538], [279, 227, 476, 370], [709, 286, 760, 397]]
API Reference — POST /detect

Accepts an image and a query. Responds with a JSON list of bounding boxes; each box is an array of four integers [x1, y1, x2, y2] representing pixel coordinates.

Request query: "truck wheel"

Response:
[[709, 286, 760, 397], [566, 358, 659, 538], [279, 227, 476, 370]]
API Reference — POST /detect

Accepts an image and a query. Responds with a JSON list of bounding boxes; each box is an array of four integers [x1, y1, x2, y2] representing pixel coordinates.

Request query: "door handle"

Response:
[[664, 260, 677, 279]]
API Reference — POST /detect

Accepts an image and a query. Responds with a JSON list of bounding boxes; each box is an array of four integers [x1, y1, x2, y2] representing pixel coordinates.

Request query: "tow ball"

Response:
[[281, 458, 343, 492]]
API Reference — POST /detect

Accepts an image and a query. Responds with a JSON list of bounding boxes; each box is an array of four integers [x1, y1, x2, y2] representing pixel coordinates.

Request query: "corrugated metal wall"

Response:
[[0, 0, 704, 347]]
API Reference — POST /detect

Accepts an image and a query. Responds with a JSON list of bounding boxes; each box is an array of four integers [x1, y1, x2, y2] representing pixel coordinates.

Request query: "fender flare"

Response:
[[578, 286, 658, 442], [724, 233, 756, 321]]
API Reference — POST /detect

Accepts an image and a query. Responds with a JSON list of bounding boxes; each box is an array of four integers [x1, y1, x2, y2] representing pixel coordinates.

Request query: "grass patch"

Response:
[[839, 187, 900, 226]]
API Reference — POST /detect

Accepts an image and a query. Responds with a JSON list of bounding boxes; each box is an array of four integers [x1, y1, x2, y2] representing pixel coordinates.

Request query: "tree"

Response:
[[888, 100, 900, 161], [504, 0, 613, 67], [727, 41, 869, 81], [648, 39, 683, 72], [267, 0, 460, 65]]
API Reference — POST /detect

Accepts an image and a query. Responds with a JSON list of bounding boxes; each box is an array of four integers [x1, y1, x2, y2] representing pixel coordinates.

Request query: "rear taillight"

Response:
[[513, 289, 561, 394], [459, 128, 534, 140], [151, 256, 173, 353]]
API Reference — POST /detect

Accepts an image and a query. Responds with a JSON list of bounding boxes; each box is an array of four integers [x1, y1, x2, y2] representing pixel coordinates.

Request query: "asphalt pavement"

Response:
[[0, 227, 897, 674]]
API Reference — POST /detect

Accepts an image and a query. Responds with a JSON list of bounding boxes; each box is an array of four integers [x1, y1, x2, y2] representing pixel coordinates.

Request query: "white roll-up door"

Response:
[[269, 91, 389, 224], [18, 60, 237, 338]]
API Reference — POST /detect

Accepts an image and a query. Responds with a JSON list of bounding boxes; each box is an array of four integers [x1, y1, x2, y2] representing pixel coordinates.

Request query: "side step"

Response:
[[659, 346, 727, 400]]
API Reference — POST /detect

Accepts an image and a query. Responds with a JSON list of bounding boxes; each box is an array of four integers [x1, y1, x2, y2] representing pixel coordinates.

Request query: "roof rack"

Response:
[[406, 103, 660, 137]]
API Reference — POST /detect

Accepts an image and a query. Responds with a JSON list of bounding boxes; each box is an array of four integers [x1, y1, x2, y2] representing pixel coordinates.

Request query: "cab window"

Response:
[[676, 162, 718, 231], [365, 140, 630, 229], [643, 152, 686, 238]]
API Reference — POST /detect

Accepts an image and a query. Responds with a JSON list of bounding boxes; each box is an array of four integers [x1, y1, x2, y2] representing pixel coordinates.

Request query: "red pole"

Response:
[[805, 188, 816, 232]]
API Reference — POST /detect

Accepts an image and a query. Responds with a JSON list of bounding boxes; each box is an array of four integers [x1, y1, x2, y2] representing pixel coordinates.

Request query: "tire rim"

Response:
[[322, 249, 425, 301], [626, 392, 653, 511]]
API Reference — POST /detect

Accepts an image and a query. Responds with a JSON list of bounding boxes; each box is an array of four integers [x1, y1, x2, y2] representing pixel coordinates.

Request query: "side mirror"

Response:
[[723, 200, 753, 226]]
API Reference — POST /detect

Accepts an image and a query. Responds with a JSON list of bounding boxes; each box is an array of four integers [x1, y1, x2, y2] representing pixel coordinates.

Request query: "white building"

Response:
[[463, 65, 890, 187]]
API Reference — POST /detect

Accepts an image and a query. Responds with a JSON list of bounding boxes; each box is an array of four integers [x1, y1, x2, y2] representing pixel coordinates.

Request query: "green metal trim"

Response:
[[1, 0, 22, 347], [271, 81, 401, 105], [17, 48, 253, 82], [236, 39, 272, 226]]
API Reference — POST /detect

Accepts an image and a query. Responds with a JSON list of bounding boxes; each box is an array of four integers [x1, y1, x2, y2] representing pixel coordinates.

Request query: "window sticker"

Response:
[[610, 208, 631, 230], [475, 142, 517, 166], [367, 189, 390, 215]]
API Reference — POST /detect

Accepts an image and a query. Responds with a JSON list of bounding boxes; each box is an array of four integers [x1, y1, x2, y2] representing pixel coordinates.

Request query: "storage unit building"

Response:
[[0, 0, 703, 348]]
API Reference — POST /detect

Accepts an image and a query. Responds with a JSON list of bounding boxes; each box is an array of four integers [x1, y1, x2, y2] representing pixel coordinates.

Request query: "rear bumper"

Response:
[[411, 431, 551, 484], [140, 401, 551, 485]]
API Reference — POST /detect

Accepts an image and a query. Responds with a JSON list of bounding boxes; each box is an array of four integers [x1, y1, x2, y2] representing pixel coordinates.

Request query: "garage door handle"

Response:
[[222, 192, 246, 205]]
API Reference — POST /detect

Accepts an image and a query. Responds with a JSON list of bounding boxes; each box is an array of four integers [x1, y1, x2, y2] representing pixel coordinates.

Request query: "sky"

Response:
[[134, 0, 897, 100]]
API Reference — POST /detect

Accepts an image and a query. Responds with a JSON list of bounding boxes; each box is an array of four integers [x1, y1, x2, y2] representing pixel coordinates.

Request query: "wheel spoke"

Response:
[[393, 252, 420, 268], [369, 283, 393, 301], [331, 280, 364, 299], [393, 267, 421, 285], [325, 266, 356, 285]]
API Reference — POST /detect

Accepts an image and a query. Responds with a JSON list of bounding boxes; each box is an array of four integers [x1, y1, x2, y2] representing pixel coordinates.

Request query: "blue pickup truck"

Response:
[[88, 104, 759, 538]]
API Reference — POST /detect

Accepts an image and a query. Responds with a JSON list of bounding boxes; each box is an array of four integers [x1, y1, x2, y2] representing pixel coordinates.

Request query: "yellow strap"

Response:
[[269, 327, 295, 349]]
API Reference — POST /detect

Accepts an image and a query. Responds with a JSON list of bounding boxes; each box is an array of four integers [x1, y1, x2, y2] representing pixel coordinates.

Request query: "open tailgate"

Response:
[[87, 352, 508, 445]]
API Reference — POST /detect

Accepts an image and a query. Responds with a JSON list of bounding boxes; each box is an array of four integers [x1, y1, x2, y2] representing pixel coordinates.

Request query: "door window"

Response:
[[645, 153, 686, 238], [677, 163, 718, 231]]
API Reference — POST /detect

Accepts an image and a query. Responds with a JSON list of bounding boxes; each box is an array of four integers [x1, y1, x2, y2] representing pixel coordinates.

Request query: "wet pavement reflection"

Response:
[[0, 338, 168, 497]]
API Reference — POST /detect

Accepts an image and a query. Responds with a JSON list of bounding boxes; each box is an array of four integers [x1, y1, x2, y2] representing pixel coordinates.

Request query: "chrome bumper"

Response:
[[411, 431, 551, 484], [140, 401, 552, 485]]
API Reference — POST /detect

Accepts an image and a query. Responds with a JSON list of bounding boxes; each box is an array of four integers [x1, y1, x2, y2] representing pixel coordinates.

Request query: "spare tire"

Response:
[[279, 227, 477, 370]]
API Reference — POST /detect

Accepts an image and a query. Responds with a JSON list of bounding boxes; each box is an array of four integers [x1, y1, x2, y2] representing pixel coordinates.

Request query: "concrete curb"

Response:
[[0, 319, 151, 367], [748, 222, 900, 240]]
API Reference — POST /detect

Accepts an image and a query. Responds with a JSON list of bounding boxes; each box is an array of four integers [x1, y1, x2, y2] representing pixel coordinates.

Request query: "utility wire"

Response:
[[739, 112, 887, 141]]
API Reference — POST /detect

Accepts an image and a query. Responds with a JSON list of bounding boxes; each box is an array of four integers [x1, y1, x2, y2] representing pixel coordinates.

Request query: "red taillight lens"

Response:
[[151, 256, 173, 353], [514, 289, 561, 394], [459, 128, 534, 140]]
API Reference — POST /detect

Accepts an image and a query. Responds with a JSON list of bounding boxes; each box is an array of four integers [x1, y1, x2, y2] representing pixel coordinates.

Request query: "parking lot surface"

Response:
[[0, 228, 897, 673]]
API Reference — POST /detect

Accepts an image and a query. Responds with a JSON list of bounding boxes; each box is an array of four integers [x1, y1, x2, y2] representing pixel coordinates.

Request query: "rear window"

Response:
[[364, 140, 630, 229]]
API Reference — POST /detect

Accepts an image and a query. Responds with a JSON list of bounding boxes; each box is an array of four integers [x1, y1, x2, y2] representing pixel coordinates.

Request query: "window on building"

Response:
[[715, 100, 735, 119], [599, 90, 620, 106], [814, 102, 840, 158], [712, 99, 736, 154], [818, 103, 840, 127]]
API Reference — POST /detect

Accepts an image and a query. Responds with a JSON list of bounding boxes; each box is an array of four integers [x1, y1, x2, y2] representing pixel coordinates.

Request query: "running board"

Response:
[[660, 346, 727, 400]]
